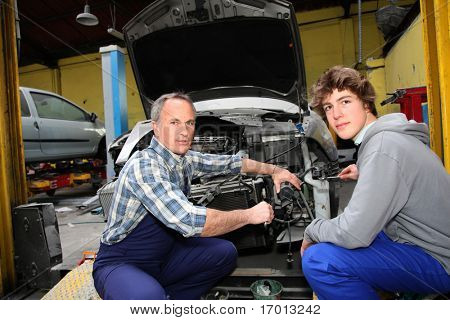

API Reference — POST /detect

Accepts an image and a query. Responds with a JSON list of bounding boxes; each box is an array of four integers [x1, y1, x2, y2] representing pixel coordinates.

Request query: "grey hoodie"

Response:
[[304, 113, 450, 273]]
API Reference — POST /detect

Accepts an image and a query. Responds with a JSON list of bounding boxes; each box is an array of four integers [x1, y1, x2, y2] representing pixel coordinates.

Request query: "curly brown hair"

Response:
[[310, 66, 377, 118]]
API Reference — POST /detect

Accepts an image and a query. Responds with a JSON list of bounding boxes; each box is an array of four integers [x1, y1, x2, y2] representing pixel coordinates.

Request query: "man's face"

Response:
[[322, 89, 372, 140], [152, 98, 195, 155]]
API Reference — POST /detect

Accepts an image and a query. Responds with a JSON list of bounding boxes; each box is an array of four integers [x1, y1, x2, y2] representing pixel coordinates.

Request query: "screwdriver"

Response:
[[323, 175, 341, 182]]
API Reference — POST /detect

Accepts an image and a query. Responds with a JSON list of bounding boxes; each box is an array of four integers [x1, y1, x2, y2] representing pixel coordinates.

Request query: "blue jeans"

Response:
[[302, 232, 450, 299], [93, 214, 237, 299]]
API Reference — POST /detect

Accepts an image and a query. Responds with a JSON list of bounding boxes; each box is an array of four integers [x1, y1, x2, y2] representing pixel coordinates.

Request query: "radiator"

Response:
[[190, 177, 271, 250], [97, 179, 117, 219]]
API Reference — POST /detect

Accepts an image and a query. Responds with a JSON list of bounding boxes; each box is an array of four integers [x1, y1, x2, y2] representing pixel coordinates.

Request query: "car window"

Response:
[[31, 92, 89, 122], [20, 91, 31, 117]]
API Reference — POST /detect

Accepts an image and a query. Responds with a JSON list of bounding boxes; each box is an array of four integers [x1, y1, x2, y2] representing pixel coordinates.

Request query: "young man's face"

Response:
[[322, 89, 375, 140], [153, 98, 195, 155]]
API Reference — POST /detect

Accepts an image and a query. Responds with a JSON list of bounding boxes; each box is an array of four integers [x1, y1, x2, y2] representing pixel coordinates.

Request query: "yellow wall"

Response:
[[371, 15, 426, 115], [366, 58, 389, 114], [297, 0, 416, 101], [298, 3, 425, 116], [300, 18, 357, 90], [296, 1, 418, 91], [59, 54, 104, 120], [384, 15, 426, 92], [19, 64, 55, 92]]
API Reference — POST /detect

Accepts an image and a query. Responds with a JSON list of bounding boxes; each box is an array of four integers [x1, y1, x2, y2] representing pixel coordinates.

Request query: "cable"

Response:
[[264, 142, 302, 164], [286, 220, 294, 265], [298, 193, 314, 221], [59, 221, 105, 227], [298, 166, 315, 180]]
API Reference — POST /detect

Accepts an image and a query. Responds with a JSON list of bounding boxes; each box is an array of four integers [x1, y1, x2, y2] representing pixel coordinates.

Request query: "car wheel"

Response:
[[96, 138, 107, 161], [92, 182, 102, 189]]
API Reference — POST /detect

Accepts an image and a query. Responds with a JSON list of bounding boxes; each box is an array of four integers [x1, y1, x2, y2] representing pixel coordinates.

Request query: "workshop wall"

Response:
[[297, 0, 418, 110], [370, 15, 426, 115], [384, 14, 426, 112], [297, 2, 386, 92], [366, 58, 387, 114], [19, 64, 55, 92], [59, 54, 103, 120]]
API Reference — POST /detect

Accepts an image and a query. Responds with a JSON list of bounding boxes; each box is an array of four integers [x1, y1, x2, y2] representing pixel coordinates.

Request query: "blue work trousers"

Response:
[[302, 232, 450, 299], [93, 214, 237, 299]]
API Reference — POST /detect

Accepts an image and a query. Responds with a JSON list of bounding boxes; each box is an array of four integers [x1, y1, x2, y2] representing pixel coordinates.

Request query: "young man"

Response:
[[93, 92, 301, 299], [301, 66, 450, 299]]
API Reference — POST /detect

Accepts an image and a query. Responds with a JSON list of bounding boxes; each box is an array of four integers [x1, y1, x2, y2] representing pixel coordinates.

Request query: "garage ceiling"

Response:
[[16, 0, 365, 67]]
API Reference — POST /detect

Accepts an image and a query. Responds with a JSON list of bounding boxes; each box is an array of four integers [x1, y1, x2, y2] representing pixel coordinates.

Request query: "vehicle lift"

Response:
[[26, 159, 106, 196]]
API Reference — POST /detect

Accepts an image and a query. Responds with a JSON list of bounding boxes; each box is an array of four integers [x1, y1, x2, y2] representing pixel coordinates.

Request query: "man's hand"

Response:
[[202, 202, 274, 237], [300, 238, 315, 257], [247, 201, 274, 225], [338, 164, 359, 181], [272, 167, 302, 193]]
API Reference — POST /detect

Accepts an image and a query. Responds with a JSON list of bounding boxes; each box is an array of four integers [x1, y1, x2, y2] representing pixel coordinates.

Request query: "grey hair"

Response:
[[150, 92, 196, 122]]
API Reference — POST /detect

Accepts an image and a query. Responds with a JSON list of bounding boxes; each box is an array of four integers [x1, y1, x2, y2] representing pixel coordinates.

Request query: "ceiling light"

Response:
[[76, 4, 99, 26]]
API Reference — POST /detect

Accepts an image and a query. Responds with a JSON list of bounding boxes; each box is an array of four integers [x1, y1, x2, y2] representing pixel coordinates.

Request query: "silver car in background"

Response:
[[20, 87, 106, 164]]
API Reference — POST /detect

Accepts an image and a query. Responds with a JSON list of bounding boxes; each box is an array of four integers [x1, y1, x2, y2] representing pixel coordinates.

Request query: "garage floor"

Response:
[[22, 179, 356, 299]]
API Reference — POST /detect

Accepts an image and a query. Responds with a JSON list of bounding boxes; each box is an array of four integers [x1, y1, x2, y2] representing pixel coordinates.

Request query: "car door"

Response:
[[20, 89, 42, 162], [29, 91, 98, 157]]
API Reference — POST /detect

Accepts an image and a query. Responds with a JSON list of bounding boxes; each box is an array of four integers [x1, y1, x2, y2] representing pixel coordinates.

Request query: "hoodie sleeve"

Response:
[[304, 150, 410, 249]]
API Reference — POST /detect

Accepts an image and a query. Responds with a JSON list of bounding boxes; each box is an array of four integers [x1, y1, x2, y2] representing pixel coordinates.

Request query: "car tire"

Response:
[[97, 138, 107, 161]]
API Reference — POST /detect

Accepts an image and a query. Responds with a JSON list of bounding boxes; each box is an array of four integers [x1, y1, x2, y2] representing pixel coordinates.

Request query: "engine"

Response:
[[189, 118, 315, 252]]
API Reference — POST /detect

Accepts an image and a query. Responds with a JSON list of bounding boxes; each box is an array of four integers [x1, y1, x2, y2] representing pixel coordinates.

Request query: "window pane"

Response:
[[59, 99, 89, 121], [20, 91, 31, 117], [31, 93, 88, 121]]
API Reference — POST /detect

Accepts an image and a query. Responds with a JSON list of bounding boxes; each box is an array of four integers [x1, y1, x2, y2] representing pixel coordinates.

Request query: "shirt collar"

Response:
[[353, 121, 376, 145], [149, 137, 186, 168]]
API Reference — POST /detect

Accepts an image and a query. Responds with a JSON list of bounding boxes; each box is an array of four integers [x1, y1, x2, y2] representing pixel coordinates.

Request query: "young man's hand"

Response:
[[272, 167, 302, 193], [247, 201, 274, 225], [300, 238, 316, 257], [338, 164, 359, 181]]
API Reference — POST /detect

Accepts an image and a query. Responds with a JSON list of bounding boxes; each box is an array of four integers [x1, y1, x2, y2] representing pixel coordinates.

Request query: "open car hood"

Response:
[[123, 0, 306, 118]]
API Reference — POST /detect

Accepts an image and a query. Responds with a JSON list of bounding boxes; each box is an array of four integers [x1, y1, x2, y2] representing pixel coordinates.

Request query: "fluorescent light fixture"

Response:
[[107, 28, 124, 41]]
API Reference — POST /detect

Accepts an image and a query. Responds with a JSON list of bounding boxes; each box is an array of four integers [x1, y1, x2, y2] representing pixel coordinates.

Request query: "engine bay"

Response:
[[187, 114, 339, 264]]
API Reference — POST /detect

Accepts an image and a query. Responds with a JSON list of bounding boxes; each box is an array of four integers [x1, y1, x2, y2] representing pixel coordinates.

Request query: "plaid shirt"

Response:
[[101, 137, 242, 244]]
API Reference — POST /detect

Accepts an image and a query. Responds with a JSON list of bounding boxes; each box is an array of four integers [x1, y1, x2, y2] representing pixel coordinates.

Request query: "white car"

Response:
[[20, 87, 106, 164]]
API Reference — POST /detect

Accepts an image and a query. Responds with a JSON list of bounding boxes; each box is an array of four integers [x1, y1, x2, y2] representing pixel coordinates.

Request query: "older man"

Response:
[[93, 92, 301, 299]]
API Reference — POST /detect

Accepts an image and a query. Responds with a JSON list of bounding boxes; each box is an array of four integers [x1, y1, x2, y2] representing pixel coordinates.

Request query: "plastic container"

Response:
[[250, 279, 283, 300]]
